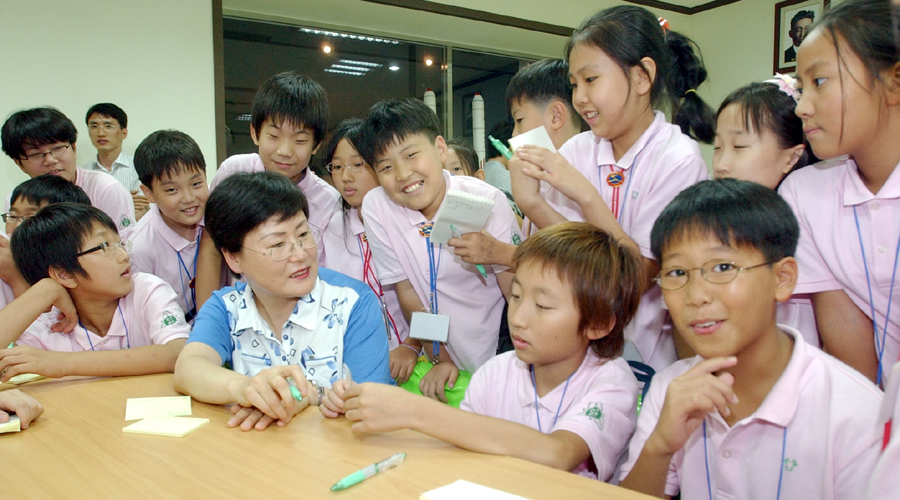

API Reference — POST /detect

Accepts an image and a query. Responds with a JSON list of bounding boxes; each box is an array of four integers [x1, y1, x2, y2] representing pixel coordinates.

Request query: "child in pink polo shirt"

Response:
[[320, 119, 417, 384], [619, 179, 882, 500], [196, 72, 340, 307], [129, 130, 209, 323], [332, 222, 642, 481], [509, 7, 712, 371], [0, 203, 189, 382], [779, 0, 900, 385], [356, 98, 522, 402]]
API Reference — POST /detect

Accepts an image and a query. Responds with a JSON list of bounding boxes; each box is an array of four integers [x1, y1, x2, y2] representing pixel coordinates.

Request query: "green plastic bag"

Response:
[[399, 359, 471, 408]]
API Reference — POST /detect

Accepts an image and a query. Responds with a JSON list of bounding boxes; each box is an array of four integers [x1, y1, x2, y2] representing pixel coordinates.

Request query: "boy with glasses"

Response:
[[1, 107, 136, 235], [174, 172, 391, 432], [0, 203, 189, 382]]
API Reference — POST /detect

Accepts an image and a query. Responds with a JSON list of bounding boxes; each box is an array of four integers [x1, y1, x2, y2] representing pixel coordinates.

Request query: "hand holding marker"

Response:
[[450, 224, 488, 278]]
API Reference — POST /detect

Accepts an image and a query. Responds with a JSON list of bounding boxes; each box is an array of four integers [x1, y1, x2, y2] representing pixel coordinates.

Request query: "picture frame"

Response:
[[773, 0, 830, 74]]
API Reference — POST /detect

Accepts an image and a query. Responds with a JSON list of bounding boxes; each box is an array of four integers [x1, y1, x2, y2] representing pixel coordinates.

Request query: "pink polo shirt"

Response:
[[619, 326, 883, 500], [209, 153, 340, 262], [866, 359, 900, 500], [780, 158, 900, 373], [74, 168, 136, 237], [555, 111, 708, 371], [127, 205, 202, 319], [321, 207, 410, 349], [362, 171, 522, 373], [17, 273, 190, 351], [461, 351, 638, 481]]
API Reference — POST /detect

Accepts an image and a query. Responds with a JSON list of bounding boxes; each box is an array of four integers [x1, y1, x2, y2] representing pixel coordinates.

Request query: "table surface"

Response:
[[2, 374, 654, 499]]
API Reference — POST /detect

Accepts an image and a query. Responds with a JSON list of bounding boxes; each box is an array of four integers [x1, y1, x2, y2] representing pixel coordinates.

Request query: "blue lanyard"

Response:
[[78, 301, 130, 351], [703, 420, 787, 500], [852, 206, 900, 385], [530, 365, 573, 433], [176, 234, 200, 322], [424, 223, 442, 359]]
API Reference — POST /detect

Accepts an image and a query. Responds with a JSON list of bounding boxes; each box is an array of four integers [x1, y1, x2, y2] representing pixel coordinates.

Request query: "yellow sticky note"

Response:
[[0, 416, 21, 434], [6, 373, 45, 385], [420, 480, 531, 500], [125, 396, 192, 421], [122, 417, 208, 437]]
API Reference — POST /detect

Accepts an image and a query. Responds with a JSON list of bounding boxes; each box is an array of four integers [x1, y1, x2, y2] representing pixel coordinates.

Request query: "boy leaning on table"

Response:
[[174, 172, 392, 432]]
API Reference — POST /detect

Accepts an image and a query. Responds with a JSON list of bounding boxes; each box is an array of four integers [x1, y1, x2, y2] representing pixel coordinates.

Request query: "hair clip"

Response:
[[658, 17, 670, 34], [764, 74, 800, 103]]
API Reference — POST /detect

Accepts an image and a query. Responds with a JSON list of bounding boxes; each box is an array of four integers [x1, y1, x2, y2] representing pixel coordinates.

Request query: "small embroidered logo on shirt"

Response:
[[120, 215, 133, 228], [160, 310, 180, 328], [783, 458, 797, 471], [581, 402, 605, 430], [511, 232, 522, 245], [419, 222, 433, 238]]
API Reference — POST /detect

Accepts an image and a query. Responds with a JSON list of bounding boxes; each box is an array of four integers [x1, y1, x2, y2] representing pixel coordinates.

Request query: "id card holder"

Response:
[[409, 311, 450, 343]]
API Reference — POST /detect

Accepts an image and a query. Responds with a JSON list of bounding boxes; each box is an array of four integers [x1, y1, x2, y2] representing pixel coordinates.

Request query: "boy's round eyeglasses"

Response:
[[20, 144, 71, 164], [654, 260, 775, 291], [242, 230, 319, 262], [77, 240, 133, 258], [1, 213, 34, 224], [326, 160, 367, 174]]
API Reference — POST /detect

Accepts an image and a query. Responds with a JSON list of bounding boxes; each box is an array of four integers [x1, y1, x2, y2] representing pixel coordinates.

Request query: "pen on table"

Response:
[[449, 224, 488, 278], [488, 135, 513, 160], [331, 452, 407, 492]]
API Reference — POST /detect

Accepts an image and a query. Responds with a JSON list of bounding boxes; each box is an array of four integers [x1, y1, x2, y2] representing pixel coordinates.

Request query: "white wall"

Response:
[[0, 0, 217, 195]]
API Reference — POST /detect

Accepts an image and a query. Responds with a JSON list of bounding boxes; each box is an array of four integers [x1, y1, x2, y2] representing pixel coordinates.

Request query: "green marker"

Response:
[[331, 452, 406, 491], [488, 135, 513, 159], [287, 377, 303, 402]]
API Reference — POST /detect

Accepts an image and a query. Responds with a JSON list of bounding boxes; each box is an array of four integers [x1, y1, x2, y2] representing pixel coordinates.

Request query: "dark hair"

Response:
[[85, 103, 127, 128], [134, 130, 206, 187], [324, 118, 365, 211], [10, 175, 91, 208], [514, 222, 643, 359], [2, 108, 78, 161], [205, 172, 309, 276], [356, 98, 441, 166], [790, 10, 815, 31], [650, 179, 799, 264], [445, 138, 478, 176], [486, 120, 513, 159], [717, 81, 814, 176], [251, 72, 329, 147], [505, 59, 581, 127], [566, 6, 715, 144], [11, 203, 117, 286]]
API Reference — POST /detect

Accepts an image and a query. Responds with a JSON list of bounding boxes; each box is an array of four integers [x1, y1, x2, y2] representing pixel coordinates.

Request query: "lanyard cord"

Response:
[[703, 420, 787, 500], [602, 128, 660, 223], [853, 206, 900, 385], [77, 301, 130, 351], [176, 233, 200, 322], [424, 224, 442, 360], [356, 234, 401, 343], [530, 365, 573, 433]]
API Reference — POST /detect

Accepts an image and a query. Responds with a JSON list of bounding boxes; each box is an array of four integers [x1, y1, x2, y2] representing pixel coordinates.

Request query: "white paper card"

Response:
[[507, 125, 556, 153], [0, 416, 21, 434], [409, 312, 450, 342], [125, 396, 192, 421], [429, 190, 495, 245], [122, 417, 209, 437], [420, 480, 530, 500]]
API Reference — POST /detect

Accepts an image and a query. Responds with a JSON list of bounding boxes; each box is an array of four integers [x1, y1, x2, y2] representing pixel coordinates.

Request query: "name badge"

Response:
[[409, 311, 450, 343]]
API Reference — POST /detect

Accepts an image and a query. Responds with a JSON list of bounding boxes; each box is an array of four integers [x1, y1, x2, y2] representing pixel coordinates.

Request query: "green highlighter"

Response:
[[331, 452, 407, 491]]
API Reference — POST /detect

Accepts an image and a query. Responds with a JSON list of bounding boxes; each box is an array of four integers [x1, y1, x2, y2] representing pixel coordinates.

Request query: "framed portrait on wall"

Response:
[[774, 0, 830, 74]]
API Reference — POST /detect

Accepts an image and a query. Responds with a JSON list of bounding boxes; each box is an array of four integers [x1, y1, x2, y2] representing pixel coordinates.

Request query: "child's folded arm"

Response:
[[193, 229, 223, 310], [812, 289, 878, 382], [0, 278, 75, 348]]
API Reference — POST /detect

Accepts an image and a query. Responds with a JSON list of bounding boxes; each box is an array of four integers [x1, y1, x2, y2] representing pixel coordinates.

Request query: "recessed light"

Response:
[[323, 45, 332, 54], [389, 65, 400, 71], [425, 58, 433, 66]]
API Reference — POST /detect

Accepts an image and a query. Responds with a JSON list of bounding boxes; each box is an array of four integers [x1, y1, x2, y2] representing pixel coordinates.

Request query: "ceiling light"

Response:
[[339, 59, 381, 68], [324, 68, 365, 76], [425, 58, 433, 66], [235, 113, 251, 122], [389, 65, 400, 71], [332, 64, 370, 72], [323, 45, 332, 54]]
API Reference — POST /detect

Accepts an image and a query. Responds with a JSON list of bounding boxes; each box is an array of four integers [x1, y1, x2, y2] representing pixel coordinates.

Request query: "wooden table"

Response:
[[2, 374, 654, 499]]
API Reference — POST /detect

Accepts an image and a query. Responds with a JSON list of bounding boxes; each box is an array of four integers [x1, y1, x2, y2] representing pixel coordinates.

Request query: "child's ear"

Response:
[[548, 101, 567, 132], [139, 184, 156, 204], [883, 61, 900, 106], [782, 144, 806, 174], [434, 135, 448, 161], [632, 57, 657, 97], [221, 249, 243, 276], [584, 318, 615, 341], [773, 257, 798, 302], [250, 125, 260, 146], [48, 267, 77, 290]]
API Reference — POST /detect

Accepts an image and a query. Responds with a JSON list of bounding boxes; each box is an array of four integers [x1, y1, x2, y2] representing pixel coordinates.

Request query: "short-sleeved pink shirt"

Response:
[[321, 207, 409, 349], [362, 171, 522, 373], [209, 153, 341, 261], [866, 359, 900, 500], [17, 273, 190, 351], [128, 205, 202, 318], [619, 326, 883, 499], [461, 351, 638, 481], [555, 111, 708, 370], [74, 168, 136, 237], [780, 158, 900, 372]]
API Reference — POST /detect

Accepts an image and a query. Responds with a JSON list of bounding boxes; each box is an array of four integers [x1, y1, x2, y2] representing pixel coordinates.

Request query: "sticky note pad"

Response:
[[507, 125, 556, 154], [125, 396, 192, 421], [6, 373, 45, 385], [0, 416, 21, 434], [122, 417, 208, 437], [420, 480, 530, 500]]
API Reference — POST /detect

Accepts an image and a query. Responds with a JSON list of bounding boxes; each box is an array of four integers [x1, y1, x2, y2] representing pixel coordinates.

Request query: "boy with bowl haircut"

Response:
[[129, 130, 209, 322], [1, 107, 136, 235], [174, 172, 391, 432], [356, 98, 522, 402], [619, 179, 882, 499], [0, 203, 189, 382]]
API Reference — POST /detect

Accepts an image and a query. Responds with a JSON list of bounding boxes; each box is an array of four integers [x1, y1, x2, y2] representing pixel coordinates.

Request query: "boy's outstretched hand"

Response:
[[420, 359, 458, 403], [389, 345, 418, 386], [0, 347, 71, 382], [343, 382, 418, 433], [645, 356, 739, 456]]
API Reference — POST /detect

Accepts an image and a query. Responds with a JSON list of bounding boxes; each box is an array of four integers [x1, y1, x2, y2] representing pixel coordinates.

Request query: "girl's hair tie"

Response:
[[764, 74, 800, 103], [683, 89, 697, 97], [658, 17, 670, 34]]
